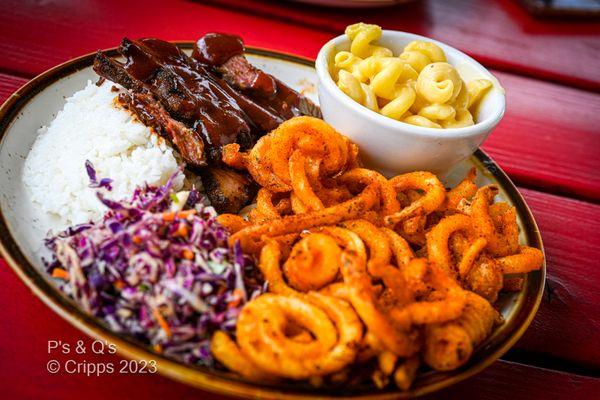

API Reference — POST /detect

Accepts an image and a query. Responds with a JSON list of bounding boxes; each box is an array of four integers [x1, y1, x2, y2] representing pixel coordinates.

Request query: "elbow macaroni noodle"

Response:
[[333, 23, 493, 129]]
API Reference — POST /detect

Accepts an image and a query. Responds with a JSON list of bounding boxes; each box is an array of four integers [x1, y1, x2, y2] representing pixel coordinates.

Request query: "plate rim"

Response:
[[0, 42, 545, 399]]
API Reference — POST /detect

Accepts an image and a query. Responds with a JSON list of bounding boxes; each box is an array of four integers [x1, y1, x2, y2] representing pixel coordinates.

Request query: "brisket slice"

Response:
[[93, 52, 207, 167], [119, 92, 206, 167]]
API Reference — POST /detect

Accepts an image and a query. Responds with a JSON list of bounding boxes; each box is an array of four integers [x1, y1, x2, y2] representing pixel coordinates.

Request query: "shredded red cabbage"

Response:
[[45, 164, 264, 366]]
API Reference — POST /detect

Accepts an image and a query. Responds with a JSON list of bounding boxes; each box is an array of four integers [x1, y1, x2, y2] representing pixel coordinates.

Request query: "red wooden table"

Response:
[[1, 0, 599, 398]]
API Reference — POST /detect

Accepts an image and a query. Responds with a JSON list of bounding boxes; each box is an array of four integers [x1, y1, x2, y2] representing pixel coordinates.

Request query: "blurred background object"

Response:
[[519, 0, 600, 17], [288, 0, 416, 8]]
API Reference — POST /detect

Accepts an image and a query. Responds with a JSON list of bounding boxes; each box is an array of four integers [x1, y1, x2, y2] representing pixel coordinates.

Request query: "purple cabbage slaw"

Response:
[[44, 163, 264, 366]]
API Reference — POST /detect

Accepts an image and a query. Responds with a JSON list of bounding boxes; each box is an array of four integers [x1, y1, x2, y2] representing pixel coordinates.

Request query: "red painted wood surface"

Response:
[[1, 259, 598, 400], [0, 72, 26, 101], [0, 1, 598, 201], [482, 71, 600, 201], [0, 0, 329, 77], [1, 0, 599, 398], [203, 0, 600, 91], [515, 189, 600, 369]]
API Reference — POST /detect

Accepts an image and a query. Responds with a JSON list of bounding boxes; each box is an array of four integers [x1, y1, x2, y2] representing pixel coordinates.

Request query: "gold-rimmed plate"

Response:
[[0, 43, 545, 398]]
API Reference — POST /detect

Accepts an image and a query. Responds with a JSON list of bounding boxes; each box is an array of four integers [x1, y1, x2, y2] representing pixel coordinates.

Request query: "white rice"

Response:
[[23, 80, 184, 229]]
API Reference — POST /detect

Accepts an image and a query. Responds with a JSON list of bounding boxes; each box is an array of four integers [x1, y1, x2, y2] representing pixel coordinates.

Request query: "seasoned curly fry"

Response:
[[341, 251, 420, 356], [497, 246, 544, 274], [258, 240, 301, 297], [381, 227, 414, 268], [424, 291, 498, 371], [211, 331, 272, 381], [390, 259, 466, 326], [339, 168, 400, 216], [340, 219, 392, 275], [252, 188, 283, 223], [394, 356, 420, 391], [283, 233, 342, 291], [230, 183, 379, 251], [426, 214, 474, 276], [457, 237, 488, 278], [216, 214, 249, 234], [443, 167, 477, 211], [289, 150, 325, 211], [489, 202, 520, 257], [236, 293, 362, 379], [269, 117, 351, 184], [385, 171, 446, 226]]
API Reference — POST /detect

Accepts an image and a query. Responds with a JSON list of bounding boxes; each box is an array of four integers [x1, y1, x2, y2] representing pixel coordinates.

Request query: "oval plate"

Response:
[[0, 43, 545, 399]]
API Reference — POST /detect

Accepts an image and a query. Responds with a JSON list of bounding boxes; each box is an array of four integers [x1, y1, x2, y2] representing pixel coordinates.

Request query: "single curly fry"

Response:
[[269, 117, 350, 185], [316, 226, 368, 262], [497, 246, 544, 274], [210, 331, 273, 381], [254, 188, 283, 222], [258, 240, 301, 297], [341, 251, 420, 356], [394, 356, 420, 391], [289, 150, 325, 211], [380, 227, 414, 268], [390, 259, 466, 326], [378, 350, 399, 376], [471, 185, 507, 256], [426, 214, 474, 276], [443, 167, 477, 211], [246, 134, 291, 192], [424, 291, 498, 371], [340, 219, 392, 276], [385, 171, 446, 226], [320, 282, 350, 301], [283, 233, 342, 291], [457, 237, 488, 278], [489, 202, 520, 257], [339, 168, 400, 216], [230, 183, 379, 252], [216, 214, 250, 234], [236, 293, 362, 379]]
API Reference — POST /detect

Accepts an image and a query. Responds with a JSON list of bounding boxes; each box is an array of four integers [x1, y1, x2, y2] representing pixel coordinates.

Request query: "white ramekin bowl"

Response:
[[316, 30, 506, 177]]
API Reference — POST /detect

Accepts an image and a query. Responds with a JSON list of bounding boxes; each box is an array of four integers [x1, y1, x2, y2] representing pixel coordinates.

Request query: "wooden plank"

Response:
[[513, 189, 600, 369], [482, 71, 600, 201], [424, 361, 600, 400], [0, 72, 27, 103], [0, 0, 329, 78], [0, 261, 598, 399], [202, 0, 600, 91]]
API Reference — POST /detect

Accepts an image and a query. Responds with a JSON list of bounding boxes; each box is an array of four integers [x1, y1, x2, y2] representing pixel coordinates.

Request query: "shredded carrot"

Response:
[[153, 343, 163, 353], [175, 223, 189, 238], [151, 307, 172, 339], [114, 280, 125, 290], [227, 288, 244, 309], [132, 235, 142, 245], [162, 212, 175, 222], [162, 209, 197, 222], [176, 210, 197, 218], [182, 249, 195, 260], [51, 268, 70, 281]]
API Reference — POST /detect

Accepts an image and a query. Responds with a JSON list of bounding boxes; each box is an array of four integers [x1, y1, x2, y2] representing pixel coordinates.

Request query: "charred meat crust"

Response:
[[118, 92, 206, 167], [199, 167, 257, 214]]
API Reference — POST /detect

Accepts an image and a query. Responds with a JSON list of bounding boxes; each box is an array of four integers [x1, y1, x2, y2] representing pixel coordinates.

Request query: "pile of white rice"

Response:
[[23, 80, 184, 229]]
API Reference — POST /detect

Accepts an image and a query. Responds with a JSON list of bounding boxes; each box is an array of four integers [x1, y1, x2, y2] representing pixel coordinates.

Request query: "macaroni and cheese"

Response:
[[333, 23, 493, 129]]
